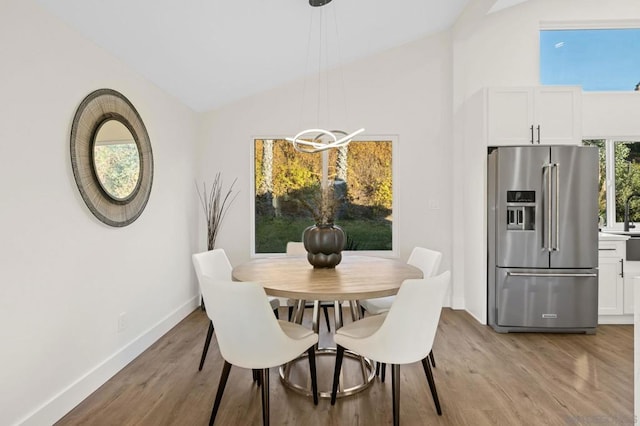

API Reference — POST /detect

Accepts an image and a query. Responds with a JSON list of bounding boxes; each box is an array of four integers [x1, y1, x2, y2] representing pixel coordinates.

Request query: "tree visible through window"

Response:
[[253, 138, 393, 253], [584, 139, 640, 228]]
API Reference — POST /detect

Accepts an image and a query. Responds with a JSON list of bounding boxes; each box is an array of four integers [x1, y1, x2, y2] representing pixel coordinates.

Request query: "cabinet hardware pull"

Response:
[[598, 248, 616, 251], [536, 125, 541, 144], [620, 258, 624, 278], [530, 125, 534, 144]]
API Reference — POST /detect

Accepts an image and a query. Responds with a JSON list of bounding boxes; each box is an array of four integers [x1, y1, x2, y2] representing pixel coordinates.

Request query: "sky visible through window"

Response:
[[540, 28, 640, 91]]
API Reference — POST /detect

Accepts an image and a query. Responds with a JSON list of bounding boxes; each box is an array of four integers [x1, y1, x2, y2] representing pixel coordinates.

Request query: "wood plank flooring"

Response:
[[56, 308, 633, 425]]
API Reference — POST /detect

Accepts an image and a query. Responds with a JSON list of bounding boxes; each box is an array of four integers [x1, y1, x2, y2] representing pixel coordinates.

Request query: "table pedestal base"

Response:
[[279, 347, 375, 399]]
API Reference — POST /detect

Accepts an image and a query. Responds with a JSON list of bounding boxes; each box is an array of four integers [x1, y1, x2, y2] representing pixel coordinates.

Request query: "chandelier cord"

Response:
[[331, 2, 348, 131], [299, 9, 315, 131], [287, 0, 364, 154], [317, 7, 323, 128]]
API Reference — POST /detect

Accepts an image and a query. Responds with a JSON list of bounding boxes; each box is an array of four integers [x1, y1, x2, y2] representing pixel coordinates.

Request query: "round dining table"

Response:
[[232, 254, 423, 398], [233, 254, 422, 301]]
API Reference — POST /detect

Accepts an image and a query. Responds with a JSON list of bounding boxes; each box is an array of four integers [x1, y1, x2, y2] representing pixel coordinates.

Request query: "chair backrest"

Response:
[[407, 247, 442, 277], [192, 248, 233, 283], [286, 241, 307, 256], [198, 276, 313, 368], [370, 271, 450, 364]]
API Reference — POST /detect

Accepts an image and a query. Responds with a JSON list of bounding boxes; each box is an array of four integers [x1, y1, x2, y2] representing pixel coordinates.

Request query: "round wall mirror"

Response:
[[93, 120, 141, 201], [71, 89, 153, 227]]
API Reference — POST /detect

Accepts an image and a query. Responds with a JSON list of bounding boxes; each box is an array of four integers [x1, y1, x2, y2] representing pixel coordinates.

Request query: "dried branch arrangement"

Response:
[[296, 182, 342, 225], [196, 173, 238, 250]]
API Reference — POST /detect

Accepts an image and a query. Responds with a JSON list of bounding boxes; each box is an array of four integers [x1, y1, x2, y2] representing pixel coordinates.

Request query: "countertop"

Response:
[[599, 232, 631, 241]]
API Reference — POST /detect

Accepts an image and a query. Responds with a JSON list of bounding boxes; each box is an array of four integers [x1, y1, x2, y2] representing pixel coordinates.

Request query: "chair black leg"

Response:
[[360, 306, 365, 317], [253, 369, 262, 385], [261, 368, 270, 426], [429, 349, 436, 368], [288, 306, 294, 321], [322, 305, 331, 332], [273, 308, 279, 320], [421, 357, 442, 415], [209, 361, 232, 425], [199, 321, 214, 371], [391, 364, 400, 426], [307, 346, 319, 405], [330, 345, 345, 405], [375, 361, 381, 376], [381, 363, 386, 382]]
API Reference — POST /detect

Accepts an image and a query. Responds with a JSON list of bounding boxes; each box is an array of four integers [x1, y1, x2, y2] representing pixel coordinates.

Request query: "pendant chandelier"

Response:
[[286, 0, 364, 154]]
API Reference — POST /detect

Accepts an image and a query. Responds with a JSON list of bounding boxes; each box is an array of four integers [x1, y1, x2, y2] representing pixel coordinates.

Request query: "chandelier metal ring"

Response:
[[286, 128, 365, 153]]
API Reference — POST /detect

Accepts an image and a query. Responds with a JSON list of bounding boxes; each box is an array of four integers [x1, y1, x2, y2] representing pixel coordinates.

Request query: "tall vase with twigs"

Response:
[[196, 173, 238, 251]]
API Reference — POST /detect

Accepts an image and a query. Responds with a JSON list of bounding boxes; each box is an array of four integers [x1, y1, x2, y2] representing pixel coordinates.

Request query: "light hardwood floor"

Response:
[[56, 308, 633, 425]]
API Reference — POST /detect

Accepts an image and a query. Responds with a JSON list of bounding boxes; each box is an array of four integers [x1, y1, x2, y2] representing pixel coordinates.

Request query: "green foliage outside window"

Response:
[[584, 139, 640, 225], [254, 139, 393, 253]]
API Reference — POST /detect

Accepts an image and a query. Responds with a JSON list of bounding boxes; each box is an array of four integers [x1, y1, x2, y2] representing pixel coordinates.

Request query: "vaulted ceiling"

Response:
[[34, 0, 525, 112]]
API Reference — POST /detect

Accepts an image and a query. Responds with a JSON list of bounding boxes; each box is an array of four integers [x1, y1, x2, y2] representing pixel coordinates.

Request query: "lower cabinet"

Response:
[[598, 239, 633, 324], [598, 255, 624, 315], [624, 268, 638, 315]]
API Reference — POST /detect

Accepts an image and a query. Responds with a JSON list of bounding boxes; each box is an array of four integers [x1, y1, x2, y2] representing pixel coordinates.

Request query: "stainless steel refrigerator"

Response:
[[487, 145, 599, 333]]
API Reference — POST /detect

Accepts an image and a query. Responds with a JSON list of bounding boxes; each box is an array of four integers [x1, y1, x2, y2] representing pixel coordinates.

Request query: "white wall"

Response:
[[0, 2, 200, 425], [452, 0, 640, 323], [197, 31, 456, 298]]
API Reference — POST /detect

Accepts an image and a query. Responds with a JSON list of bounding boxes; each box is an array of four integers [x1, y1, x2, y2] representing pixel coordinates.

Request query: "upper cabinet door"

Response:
[[487, 87, 534, 146], [534, 87, 582, 146], [487, 86, 582, 146]]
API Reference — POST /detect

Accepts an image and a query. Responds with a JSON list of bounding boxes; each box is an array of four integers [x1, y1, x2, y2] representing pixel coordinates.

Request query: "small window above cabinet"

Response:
[[487, 86, 582, 146]]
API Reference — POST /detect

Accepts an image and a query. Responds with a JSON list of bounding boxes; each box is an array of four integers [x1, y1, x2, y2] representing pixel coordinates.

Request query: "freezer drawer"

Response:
[[495, 267, 598, 329]]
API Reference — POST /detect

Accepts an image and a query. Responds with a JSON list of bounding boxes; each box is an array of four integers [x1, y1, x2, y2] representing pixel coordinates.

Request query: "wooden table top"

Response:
[[232, 255, 423, 301]]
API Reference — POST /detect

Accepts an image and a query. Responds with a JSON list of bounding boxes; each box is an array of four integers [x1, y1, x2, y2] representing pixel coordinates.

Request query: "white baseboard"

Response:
[[17, 296, 199, 426], [598, 314, 634, 325]]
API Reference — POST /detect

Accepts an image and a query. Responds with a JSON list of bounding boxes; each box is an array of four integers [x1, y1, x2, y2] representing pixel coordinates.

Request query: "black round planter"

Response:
[[302, 224, 346, 268]]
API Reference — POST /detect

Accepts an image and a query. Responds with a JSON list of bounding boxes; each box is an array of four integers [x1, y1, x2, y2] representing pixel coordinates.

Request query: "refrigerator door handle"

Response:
[[543, 163, 553, 252], [507, 272, 598, 278], [553, 162, 559, 252]]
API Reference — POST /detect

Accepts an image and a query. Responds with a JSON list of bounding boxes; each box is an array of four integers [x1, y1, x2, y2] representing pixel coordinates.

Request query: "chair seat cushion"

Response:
[[336, 313, 387, 339], [359, 296, 394, 315], [278, 320, 315, 339]]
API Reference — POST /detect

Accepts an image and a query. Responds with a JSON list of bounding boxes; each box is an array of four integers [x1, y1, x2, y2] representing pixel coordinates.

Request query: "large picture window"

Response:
[[252, 137, 395, 254]]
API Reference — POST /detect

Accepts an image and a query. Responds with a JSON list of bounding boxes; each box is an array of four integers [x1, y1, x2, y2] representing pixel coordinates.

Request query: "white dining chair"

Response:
[[360, 247, 442, 315], [192, 249, 280, 371], [200, 276, 319, 425], [285, 242, 332, 331], [359, 247, 442, 378], [330, 271, 450, 425]]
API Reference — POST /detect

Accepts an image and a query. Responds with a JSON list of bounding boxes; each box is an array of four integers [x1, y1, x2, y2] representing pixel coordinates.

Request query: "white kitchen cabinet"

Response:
[[598, 238, 634, 324], [598, 255, 624, 315], [487, 86, 582, 146], [625, 275, 636, 314], [623, 261, 640, 315]]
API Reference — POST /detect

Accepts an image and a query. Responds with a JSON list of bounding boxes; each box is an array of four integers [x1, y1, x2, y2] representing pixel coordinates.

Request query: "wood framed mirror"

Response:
[[70, 89, 153, 227]]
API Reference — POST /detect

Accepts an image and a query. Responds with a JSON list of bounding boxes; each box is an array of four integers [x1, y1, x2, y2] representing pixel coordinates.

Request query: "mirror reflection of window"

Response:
[[93, 120, 140, 200]]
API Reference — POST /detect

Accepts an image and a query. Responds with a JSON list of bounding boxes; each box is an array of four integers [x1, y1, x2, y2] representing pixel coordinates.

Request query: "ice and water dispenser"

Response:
[[506, 190, 535, 231]]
